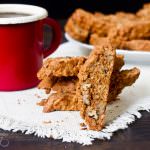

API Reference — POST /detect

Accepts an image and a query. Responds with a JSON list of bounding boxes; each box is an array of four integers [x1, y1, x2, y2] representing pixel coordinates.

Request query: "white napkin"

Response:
[[0, 42, 150, 145]]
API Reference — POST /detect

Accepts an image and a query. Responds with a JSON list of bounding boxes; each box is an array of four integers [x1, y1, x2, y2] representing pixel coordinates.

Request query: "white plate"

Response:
[[65, 32, 94, 49], [65, 33, 150, 64]]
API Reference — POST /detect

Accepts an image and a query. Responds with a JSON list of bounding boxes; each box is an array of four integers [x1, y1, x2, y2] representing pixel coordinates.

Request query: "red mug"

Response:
[[0, 4, 61, 91]]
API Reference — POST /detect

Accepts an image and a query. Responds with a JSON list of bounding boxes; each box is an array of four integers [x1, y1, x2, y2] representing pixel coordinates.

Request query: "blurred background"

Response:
[[1, 0, 150, 45], [0, 0, 150, 19]]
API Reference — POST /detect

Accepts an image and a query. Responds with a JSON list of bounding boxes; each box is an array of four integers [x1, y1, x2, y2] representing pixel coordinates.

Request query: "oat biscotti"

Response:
[[77, 45, 115, 131], [108, 67, 140, 102], [37, 57, 86, 94], [108, 20, 150, 44], [120, 40, 150, 51], [65, 9, 94, 42], [38, 77, 79, 112], [37, 57, 86, 79]]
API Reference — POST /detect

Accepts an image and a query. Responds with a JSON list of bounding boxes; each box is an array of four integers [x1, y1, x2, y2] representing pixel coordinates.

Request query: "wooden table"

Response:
[[0, 20, 150, 150]]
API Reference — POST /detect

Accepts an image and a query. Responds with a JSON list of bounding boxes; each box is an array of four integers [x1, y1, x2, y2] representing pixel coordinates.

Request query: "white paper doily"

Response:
[[0, 42, 150, 145]]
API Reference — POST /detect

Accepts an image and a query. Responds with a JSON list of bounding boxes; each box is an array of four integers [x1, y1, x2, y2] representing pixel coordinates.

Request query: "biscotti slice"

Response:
[[41, 92, 79, 112], [108, 67, 140, 102], [37, 57, 86, 94], [37, 57, 86, 79], [77, 44, 115, 131], [65, 9, 94, 42], [120, 40, 150, 52], [38, 77, 79, 112]]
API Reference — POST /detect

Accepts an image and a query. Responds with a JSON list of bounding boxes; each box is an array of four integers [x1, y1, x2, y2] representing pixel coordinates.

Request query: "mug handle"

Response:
[[42, 18, 62, 58]]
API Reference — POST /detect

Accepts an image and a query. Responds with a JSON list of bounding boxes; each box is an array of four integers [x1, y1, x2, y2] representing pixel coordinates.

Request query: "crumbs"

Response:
[[42, 120, 64, 125], [34, 93, 41, 99], [17, 98, 26, 105], [42, 120, 52, 124], [80, 122, 87, 130]]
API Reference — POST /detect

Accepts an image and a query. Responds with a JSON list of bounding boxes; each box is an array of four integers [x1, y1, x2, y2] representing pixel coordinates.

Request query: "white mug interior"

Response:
[[0, 4, 48, 24]]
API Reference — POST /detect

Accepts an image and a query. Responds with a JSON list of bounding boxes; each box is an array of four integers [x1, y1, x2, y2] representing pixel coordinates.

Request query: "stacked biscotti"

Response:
[[65, 3, 150, 51], [37, 43, 140, 131]]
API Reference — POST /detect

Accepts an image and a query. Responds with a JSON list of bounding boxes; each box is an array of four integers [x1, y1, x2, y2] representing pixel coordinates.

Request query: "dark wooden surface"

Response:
[[1, 111, 150, 150], [0, 20, 150, 150]]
